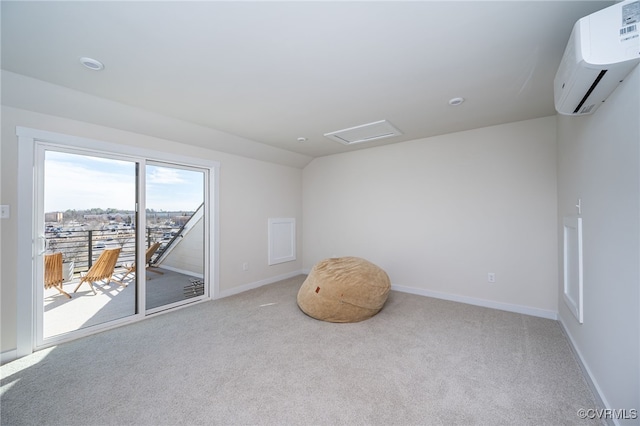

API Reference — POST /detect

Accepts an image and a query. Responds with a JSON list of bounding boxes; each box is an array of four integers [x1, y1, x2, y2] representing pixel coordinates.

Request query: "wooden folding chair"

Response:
[[74, 248, 121, 295], [117, 242, 164, 284], [45, 252, 71, 298]]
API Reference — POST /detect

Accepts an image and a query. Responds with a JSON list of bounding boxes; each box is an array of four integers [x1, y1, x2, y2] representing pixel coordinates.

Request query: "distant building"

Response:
[[45, 212, 63, 222], [174, 216, 191, 226], [83, 214, 108, 220]]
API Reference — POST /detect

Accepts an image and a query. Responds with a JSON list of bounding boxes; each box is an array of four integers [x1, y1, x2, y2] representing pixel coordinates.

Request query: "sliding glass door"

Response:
[[39, 149, 138, 342], [34, 145, 211, 348], [145, 162, 207, 313], [17, 126, 218, 357]]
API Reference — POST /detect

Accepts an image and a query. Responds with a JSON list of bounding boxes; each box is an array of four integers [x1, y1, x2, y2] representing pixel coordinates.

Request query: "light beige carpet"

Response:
[[1, 275, 601, 425]]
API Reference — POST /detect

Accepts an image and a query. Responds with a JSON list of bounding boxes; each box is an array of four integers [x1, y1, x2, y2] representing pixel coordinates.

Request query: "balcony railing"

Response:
[[45, 227, 179, 278]]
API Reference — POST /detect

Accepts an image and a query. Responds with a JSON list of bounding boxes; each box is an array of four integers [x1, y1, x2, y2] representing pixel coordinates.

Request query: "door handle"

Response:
[[38, 235, 47, 255]]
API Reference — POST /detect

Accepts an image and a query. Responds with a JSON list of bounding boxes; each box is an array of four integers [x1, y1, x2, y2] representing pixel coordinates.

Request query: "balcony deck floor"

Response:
[[43, 267, 202, 339]]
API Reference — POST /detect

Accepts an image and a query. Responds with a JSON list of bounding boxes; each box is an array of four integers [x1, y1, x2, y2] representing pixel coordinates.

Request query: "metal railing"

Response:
[[45, 227, 180, 278]]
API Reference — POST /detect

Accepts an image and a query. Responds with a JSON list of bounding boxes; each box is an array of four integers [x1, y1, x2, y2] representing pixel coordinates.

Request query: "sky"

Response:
[[44, 151, 204, 212]]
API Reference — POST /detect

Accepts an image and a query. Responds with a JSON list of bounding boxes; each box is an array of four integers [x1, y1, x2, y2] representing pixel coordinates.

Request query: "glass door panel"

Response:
[[41, 150, 137, 340], [145, 163, 206, 312]]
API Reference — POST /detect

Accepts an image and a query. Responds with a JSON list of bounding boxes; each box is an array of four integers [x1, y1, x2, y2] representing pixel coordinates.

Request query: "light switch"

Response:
[[0, 205, 9, 219]]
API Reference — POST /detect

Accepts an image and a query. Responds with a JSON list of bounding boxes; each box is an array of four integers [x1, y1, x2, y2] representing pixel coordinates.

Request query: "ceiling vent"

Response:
[[324, 120, 402, 145]]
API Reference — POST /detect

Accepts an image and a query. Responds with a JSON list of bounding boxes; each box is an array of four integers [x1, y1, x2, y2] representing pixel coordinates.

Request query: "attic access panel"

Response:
[[324, 120, 402, 145], [563, 216, 583, 323]]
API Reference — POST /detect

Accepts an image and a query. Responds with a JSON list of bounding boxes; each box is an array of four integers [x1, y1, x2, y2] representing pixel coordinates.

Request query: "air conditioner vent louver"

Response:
[[324, 120, 402, 145]]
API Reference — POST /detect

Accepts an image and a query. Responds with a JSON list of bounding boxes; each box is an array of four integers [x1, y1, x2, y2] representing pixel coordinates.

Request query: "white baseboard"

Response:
[[391, 284, 558, 320], [297, 272, 558, 319], [558, 316, 615, 426], [153, 265, 202, 278], [216, 270, 305, 299], [1, 349, 18, 365]]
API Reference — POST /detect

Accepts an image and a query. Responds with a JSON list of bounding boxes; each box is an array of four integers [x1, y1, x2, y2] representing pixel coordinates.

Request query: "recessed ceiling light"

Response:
[[297, 137, 308, 143], [449, 97, 465, 106], [80, 57, 104, 71]]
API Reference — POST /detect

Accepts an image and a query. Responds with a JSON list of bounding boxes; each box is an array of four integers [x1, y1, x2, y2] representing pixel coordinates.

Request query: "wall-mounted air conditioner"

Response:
[[554, 0, 640, 115]]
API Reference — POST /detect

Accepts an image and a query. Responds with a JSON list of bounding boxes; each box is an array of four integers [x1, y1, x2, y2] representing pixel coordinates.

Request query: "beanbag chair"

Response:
[[297, 257, 391, 323]]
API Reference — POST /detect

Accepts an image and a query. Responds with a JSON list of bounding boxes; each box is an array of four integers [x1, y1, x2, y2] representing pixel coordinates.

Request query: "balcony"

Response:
[[43, 225, 204, 339]]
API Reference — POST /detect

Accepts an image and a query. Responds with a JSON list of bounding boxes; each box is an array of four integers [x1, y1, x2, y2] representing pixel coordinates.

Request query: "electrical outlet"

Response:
[[488, 272, 496, 283]]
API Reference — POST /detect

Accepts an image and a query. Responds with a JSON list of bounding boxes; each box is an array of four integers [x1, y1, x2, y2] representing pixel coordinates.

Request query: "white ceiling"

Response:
[[2, 1, 614, 159]]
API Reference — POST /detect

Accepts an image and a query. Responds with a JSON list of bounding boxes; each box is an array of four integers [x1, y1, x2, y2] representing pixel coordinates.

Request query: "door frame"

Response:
[[16, 126, 220, 357]]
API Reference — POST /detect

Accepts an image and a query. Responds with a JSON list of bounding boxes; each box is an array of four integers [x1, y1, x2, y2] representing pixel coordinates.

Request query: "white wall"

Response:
[[160, 218, 205, 276], [0, 105, 303, 354], [303, 116, 559, 317], [557, 65, 639, 423]]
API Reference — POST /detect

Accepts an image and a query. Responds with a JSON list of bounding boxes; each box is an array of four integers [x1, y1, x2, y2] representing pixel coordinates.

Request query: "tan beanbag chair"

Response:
[[297, 257, 391, 323]]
